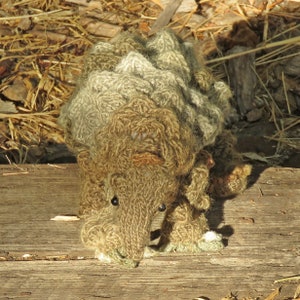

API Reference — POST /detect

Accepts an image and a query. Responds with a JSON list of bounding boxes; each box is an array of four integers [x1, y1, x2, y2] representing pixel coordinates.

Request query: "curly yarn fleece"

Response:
[[59, 29, 251, 267]]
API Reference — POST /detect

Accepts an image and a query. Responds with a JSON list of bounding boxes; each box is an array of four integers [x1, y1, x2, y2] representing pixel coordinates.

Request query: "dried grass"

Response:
[[0, 0, 299, 163]]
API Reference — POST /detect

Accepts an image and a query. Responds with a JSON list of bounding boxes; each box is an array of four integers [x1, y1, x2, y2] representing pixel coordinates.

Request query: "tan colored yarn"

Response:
[[59, 29, 251, 267]]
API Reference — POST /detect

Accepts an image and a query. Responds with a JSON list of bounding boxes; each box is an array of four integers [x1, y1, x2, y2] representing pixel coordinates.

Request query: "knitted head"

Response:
[[81, 163, 180, 267], [79, 98, 198, 267]]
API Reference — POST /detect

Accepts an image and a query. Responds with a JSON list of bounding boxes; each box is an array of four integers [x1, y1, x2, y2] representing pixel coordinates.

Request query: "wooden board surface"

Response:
[[0, 164, 299, 299]]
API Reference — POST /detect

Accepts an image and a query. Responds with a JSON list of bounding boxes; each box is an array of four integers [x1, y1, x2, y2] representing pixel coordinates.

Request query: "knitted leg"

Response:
[[184, 150, 214, 211], [207, 130, 252, 198], [159, 199, 223, 253], [209, 164, 252, 198]]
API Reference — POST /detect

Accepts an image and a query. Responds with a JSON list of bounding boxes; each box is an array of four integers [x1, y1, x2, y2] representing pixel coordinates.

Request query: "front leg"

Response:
[[184, 150, 215, 211], [159, 200, 223, 253]]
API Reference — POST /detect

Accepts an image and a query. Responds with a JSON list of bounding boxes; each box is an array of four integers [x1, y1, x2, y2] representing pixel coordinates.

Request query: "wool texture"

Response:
[[59, 29, 251, 267]]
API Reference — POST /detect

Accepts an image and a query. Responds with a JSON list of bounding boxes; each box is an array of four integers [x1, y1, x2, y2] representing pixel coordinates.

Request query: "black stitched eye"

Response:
[[158, 203, 166, 212], [111, 196, 119, 206]]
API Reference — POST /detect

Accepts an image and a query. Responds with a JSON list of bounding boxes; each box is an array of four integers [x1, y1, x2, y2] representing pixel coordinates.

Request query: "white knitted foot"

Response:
[[160, 231, 223, 253], [197, 231, 224, 251], [95, 250, 112, 263]]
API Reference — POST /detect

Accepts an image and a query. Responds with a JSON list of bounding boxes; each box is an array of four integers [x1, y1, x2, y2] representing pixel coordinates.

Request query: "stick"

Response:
[[206, 36, 300, 65], [0, 9, 63, 21], [274, 275, 300, 284], [148, 0, 183, 36]]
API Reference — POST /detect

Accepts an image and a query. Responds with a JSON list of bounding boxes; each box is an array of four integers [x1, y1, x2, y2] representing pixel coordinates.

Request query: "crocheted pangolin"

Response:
[[59, 29, 251, 268]]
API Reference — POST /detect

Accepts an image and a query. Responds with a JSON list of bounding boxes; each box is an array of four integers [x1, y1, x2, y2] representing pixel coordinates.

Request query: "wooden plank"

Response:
[[0, 164, 88, 257], [0, 164, 299, 299]]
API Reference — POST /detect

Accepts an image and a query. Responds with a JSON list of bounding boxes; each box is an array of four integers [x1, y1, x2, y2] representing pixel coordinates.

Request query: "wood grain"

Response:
[[0, 164, 299, 299]]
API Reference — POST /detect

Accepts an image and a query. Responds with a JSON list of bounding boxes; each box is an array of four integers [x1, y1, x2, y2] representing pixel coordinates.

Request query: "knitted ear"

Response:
[[132, 152, 164, 167], [184, 151, 214, 211]]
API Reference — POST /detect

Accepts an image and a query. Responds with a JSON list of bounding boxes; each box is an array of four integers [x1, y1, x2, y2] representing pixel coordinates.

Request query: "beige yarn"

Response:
[[59, 29, 251, 267]]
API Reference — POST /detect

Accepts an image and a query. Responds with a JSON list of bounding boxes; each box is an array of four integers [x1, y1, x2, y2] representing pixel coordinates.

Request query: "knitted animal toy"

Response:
[[59, 29, 251, 268]]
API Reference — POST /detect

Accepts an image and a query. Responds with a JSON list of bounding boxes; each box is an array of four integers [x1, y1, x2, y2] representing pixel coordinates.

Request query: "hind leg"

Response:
[[207, 130, 252, 198]]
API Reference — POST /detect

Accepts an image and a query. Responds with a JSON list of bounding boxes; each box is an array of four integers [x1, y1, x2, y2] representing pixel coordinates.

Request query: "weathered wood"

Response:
[[227, 45, 258, 120], [149, 0, 183, 36], [0, 164, 299, 299]]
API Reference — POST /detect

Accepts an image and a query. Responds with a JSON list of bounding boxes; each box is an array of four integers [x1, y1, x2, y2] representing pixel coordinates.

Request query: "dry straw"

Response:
[[0, 0, 299, 161]]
